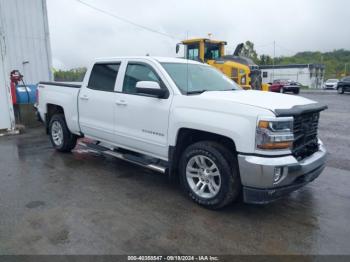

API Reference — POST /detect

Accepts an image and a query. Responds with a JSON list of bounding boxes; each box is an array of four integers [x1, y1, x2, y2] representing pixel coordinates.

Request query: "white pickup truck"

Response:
[[36, 56, 327, 209]]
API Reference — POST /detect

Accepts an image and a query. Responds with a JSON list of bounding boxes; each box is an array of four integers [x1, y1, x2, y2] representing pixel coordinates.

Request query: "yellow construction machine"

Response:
[[176, 38, 267, 90]]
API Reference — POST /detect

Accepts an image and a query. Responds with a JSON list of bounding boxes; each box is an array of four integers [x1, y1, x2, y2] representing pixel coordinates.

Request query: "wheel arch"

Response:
[[45, 104, 65, 134], [168, 128, 237, 180]]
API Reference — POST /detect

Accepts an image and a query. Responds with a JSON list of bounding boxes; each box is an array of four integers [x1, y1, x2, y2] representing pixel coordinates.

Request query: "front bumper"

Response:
[[238, 143, 327, 204]]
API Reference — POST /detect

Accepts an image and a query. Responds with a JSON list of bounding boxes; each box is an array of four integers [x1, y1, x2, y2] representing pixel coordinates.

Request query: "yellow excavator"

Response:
[[176, 38, 268, 91]]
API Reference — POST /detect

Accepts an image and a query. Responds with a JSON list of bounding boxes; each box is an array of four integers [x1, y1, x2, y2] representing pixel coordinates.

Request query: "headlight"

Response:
[[241, 76, 246, 85], [256, 117, 294, 150]]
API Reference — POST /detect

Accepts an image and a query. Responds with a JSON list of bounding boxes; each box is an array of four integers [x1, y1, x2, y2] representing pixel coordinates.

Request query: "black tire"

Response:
[[49, 114, 77, 152], [179, 141, 241, 209], [294, 89, 300, 94], [337, 86, 344, 94]]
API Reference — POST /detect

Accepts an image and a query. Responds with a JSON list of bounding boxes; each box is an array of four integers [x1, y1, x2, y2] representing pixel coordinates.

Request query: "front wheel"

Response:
[[179, 141, 241, 209], [49, 114, 77, 152], [294, 89, 300, 94], [337, 87, 344, 94]]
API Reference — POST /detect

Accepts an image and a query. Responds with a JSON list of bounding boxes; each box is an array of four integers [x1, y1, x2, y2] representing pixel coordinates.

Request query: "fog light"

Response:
[[273, 167, 283, 183]]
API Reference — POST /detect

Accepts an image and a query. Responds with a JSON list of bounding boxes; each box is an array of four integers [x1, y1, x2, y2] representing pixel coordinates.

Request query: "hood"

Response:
[[198, 90, 317, 114]]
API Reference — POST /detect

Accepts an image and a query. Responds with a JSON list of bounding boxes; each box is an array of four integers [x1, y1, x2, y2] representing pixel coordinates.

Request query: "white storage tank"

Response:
[[0, 0, 52, 130]]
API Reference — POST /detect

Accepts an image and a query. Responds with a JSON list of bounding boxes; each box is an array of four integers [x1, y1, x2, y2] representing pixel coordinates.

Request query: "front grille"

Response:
[[292, 112, 320, 160]]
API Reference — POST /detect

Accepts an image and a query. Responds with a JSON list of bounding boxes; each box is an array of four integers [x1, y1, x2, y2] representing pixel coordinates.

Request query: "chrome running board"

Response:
[[78, 141, 167, 174]]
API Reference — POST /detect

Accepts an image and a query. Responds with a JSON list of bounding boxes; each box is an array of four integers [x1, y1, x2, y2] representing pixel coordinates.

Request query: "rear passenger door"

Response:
[[78, 63, 120, 143], [114, 61, 172, 160]]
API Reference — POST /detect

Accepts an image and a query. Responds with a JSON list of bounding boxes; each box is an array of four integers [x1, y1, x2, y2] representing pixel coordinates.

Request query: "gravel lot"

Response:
[[0, 91, 349, 255]]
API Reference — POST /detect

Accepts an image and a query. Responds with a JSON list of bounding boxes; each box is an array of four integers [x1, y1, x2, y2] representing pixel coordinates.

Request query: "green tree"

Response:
[[259, 54, 273, 65], [240, 41, 259, 64], [53, 67, 87, 82]]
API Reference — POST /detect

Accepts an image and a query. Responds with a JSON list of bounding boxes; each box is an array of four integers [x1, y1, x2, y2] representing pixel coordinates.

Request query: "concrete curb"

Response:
[[0, 129, 20, 137]]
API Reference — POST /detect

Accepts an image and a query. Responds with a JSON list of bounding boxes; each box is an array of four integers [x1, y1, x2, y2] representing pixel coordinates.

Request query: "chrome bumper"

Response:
[[237, 142, 327, 204]]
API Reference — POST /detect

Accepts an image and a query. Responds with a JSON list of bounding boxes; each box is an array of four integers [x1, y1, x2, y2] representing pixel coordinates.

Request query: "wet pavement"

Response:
[[0, 92, 349, 255]]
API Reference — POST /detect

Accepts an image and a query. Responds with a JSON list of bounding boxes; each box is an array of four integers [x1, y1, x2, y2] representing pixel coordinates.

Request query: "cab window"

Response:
[[122, 63, 161, 94], [88, 63, 120, 92], [204, 43, 220, 60], [186, 44, 200, 61]]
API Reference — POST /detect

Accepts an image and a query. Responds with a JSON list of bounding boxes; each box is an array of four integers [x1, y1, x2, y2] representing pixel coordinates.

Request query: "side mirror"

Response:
[[136, 81, 167, 98], [176, 43, 180, 54]]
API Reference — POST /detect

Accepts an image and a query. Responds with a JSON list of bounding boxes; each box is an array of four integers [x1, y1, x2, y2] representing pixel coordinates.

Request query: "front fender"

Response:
[[169, 107, 258, 153]]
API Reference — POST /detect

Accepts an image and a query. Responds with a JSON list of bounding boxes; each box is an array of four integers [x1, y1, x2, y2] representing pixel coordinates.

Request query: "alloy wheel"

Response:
[[186, 155, 221, 199], [51, 121, 64, 146]]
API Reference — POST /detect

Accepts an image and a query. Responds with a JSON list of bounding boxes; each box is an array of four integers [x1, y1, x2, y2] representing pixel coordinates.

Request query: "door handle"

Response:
[[115, 100, 127, 106], [80, 95, 89, 101]]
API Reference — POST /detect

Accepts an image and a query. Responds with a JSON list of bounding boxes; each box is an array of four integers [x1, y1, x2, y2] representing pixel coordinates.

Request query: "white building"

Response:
[[260, 64, 325, 89], [0, 0, 52, 130]]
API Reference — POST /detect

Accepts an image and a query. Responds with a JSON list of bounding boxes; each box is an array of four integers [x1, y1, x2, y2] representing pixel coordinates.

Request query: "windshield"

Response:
[[161, 63, 241, 94], [326, 79, 338, 83]]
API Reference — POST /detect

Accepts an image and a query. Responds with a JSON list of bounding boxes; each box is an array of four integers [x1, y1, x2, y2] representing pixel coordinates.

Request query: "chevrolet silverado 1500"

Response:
[[36, 57, 327, 209]]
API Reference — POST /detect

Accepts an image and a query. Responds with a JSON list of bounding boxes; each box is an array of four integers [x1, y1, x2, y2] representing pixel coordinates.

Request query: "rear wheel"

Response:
[[179, 141, 241, 209], [337, 86, 344, 94], [49, 114, 77, 152]]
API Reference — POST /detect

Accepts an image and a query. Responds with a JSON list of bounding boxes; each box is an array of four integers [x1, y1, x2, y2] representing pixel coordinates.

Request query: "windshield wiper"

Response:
[[186, 90, 207, 95]]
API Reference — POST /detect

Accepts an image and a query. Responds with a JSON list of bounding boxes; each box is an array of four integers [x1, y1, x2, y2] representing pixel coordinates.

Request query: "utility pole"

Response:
[[345, 63, 348, 76], [272, 40, 276, 82]]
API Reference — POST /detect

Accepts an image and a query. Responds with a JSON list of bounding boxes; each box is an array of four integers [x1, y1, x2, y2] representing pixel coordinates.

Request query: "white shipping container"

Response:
[[260, 64, 325, 89], [0, 0, 52, 130]]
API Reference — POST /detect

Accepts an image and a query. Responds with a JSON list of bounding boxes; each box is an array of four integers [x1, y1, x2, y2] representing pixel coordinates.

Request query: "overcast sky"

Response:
[[47, 0, 350, 69]]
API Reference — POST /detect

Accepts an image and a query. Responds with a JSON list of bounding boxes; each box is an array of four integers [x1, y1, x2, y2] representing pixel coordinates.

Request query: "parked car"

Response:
[[269, 79, 301, 94], [337, 76, 350, 94], [323, 79, 339, 90], [36, 56, 327, 209]]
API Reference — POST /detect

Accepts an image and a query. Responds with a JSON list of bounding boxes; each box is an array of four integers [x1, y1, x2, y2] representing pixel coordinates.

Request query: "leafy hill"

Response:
[[272, 49, 350, 79], [238, 41, 350, 79]]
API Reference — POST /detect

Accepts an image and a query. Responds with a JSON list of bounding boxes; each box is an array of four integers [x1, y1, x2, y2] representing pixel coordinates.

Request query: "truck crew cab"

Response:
[[36, 56, 327, 209]]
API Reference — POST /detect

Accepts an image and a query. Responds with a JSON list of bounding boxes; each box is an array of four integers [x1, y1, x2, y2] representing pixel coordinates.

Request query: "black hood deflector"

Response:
[[275, 103, 328, 117]]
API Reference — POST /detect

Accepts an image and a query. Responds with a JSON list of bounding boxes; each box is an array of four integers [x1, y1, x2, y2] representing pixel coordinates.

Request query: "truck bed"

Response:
[[37, 82, 81, 135]]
